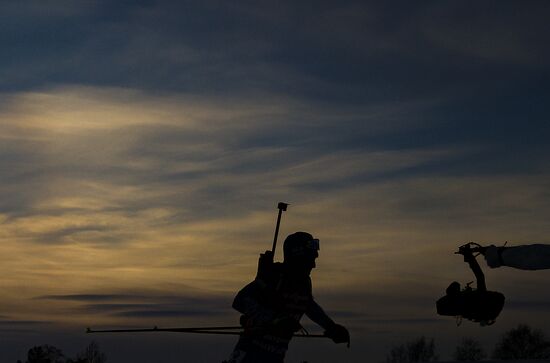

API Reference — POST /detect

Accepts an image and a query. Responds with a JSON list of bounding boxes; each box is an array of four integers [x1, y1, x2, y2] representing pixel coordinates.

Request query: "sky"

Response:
[[1, 1, 550, 362]]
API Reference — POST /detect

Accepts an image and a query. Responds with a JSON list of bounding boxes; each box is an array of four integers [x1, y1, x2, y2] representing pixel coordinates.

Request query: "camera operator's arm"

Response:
[[484, 244, 550, 270]]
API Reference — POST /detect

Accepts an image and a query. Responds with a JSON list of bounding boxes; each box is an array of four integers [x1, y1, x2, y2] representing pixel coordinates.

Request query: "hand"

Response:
[[325, 323, 350, 347]]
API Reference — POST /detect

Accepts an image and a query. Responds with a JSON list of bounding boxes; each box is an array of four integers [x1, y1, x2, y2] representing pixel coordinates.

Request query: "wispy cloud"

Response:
[[0, 319, 54, 334], [419, 2, 550, 67], [1, 86, 549, 336], [0, 85, 445, 223], [0, 85, 465, 332], [1, 2, 549, 362], [0, 320, 52, 326], [38, 294, 232, 319]]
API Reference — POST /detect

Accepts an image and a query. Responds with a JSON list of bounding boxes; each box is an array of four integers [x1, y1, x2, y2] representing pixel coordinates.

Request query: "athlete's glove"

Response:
[[325, 323, 350, 347]]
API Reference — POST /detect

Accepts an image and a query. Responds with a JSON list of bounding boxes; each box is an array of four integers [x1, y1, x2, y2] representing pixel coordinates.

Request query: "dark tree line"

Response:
[[17, 341, 106, 363], [386, 324, 550, 362], [492, 324, 550, 360], [387, 336, 438, 363]]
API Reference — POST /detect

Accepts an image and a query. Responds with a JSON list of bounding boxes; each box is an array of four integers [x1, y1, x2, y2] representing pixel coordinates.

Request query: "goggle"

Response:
[[306, 238, 320, 251]]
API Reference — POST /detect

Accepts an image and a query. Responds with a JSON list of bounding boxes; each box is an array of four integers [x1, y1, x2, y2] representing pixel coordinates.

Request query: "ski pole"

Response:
[[87, 326, 327, 338]]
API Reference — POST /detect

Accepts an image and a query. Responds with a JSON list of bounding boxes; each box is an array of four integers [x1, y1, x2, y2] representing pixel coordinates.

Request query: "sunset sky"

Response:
[[1, 1, 550, 362]]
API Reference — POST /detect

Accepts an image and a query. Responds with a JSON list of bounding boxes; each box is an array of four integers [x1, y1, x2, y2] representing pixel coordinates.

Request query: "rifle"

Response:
[[256, 202, 288, 280]]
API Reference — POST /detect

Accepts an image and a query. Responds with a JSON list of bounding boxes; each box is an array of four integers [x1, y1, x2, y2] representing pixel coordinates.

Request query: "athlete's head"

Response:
[[283, 231, 319, 275]]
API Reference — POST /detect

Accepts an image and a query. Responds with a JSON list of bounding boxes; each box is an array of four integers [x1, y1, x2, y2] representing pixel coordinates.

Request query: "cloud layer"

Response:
[[1, 2, 550, 362], [1, 84, 549, 362]]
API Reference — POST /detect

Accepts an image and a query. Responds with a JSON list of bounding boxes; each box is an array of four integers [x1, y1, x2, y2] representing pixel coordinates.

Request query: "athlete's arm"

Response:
[[305, 299, 335, 329], [307, 299, 350, 346]]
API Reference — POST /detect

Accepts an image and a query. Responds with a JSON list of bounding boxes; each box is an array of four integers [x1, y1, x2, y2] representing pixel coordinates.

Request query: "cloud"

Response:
[[418, 2, 550, 67], [0, 320, 52, 326], [0, 85, 549, 363], [36, 294, 152, 302], [0, 85, 442, 226], [0, 1, 95, 20], [0, 3, 549, 362], [112, 309, 226, 318], [36, 292, 232, 317], [506, 300, 550, 312], [80, 301, 231, 318], [0, 319, 54, 334]]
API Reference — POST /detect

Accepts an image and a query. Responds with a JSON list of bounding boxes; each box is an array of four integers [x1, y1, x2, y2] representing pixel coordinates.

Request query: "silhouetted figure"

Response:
[[224, 232, 349, 363], [482, 244, 550, 270], [437, 243, 505, 325]]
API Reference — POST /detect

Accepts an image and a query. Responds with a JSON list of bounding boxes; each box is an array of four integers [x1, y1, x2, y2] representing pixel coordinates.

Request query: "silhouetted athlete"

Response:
[[482, 244, 550, 270], [224, 232, 349, 363]]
